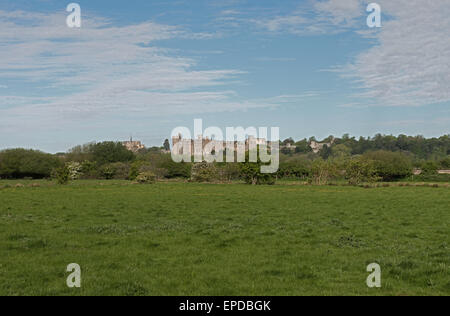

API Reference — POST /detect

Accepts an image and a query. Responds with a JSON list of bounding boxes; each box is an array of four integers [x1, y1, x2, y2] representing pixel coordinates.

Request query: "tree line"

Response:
[[0, 134, 449, 185]]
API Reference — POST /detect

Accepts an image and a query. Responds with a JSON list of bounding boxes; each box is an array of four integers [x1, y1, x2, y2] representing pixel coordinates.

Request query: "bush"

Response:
[[79, 160, 99, 179], [109, 162, 131, 180], [240, 160, 276, 185], [440, 156, 450, 169], [0, 149, 62, 179], [97, 162, 131, 180], [160, 159, 191, 179], [345, 158, 380, 185], [310, 159, 338, 185], [54, 166, 70, 185], [67, 162, 82, 180], [135, 171, 156, 184], [218, 163, 241, 181], [191, 163, 219, 182], [278, 159, 310, 179], [363, 150, 412, 181], [421, 161, 439, 175], [100, 165, 116, 180]]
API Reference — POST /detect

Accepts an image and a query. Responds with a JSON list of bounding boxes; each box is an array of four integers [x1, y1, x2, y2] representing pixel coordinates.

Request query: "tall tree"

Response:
[[163, 139, 170, 151]]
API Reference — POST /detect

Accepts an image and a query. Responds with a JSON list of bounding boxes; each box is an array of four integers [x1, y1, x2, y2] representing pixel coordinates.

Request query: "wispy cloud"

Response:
[[0, 10, 292, 134], [245, 0, 450, 108], [342, 0, 450, 107], [243, 0, 369, 35]]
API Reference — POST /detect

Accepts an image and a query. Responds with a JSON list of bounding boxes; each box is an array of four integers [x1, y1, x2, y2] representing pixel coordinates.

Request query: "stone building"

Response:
[[122, 137, 145, 153], [310, 138, 335, 154], [171, 134, 268, 156]]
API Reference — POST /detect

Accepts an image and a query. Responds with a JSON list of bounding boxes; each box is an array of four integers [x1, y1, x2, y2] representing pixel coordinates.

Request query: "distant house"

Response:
[[310, 138, 335, 154]]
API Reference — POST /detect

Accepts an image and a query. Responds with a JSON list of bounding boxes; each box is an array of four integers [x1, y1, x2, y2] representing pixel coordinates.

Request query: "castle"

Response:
[[122, 137, 145, 153], [171, 134, 268, 156]]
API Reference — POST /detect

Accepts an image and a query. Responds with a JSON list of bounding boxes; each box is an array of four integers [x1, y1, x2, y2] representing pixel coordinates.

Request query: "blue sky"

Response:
[[0, 0, 449, 152]]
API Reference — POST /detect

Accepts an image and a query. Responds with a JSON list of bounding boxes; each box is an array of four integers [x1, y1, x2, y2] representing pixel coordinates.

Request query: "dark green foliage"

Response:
[[108, 162, 131, 180], [191, 163, 219, 182], [277, 158, 310, 179], [90, 142, 135, 165], [160, 159, 191, 179], [1, 134, 448, 183], [128, 161, 142, 180], [54, 165, 70, 185], [163, 139, 170, 151], [294, 139, 312, 154], [345, 157, 380, 185], [309, 159, 338, 185], [421, 161, 439, 175], [100, 165, 116, 180], [0, 148, 62, 179], [439, 156, 450, 169], [240, 156, 276, 185], [281, 138, 295, 146], [79, 160, 99, 179], [363, 150, 413, 181], [319, 144, 332, 159]]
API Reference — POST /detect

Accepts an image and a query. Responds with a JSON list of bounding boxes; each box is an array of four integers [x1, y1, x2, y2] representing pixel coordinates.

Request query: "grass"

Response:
[[0, 180, 449, 296]]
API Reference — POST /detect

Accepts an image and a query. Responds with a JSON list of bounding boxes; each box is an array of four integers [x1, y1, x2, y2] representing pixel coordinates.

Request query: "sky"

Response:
[[0, 0, 449, 153]]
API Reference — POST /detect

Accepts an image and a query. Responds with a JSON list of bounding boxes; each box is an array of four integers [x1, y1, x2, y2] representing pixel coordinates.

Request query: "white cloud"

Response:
[[251, 0, 368, 35], [250, 0, 450, 107], [0, 10, 284, 134], [343, 0, 450, 107]]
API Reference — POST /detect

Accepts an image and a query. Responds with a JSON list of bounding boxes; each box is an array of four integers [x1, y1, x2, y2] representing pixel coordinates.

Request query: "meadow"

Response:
[[0, 180, 449, 296]]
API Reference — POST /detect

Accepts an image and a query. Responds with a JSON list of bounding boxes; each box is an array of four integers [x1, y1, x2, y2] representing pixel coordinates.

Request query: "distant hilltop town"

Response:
[[172, 134, 268, 155], [121, 135, 335, 154]]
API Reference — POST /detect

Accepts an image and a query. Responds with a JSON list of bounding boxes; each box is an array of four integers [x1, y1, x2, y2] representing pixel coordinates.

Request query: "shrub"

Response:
[[0, 148, 62, 179], [421, 161, 439, 175], [278, 159, 310, 179], [98, 162, 130, 180], [100, 165, 116, 180], [66, 162, 82, 180], [160, 159, 191, 179], [310, 159, 338, 185], [218, 163, 241, 181], [54, 166, 70, 185], [345, 158, 380, 185], [240, 159, 276, 185], [109, 162, 131, 180], [363, 150, 412, 181], [191, 163, 220, 182], [135, 171, 156, 184], [440, 156, 450, 169], [79, 160, 99, 179]]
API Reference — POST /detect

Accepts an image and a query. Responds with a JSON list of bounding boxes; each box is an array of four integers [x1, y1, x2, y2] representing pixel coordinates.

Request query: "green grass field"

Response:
[[0, 180, 449, 296]]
